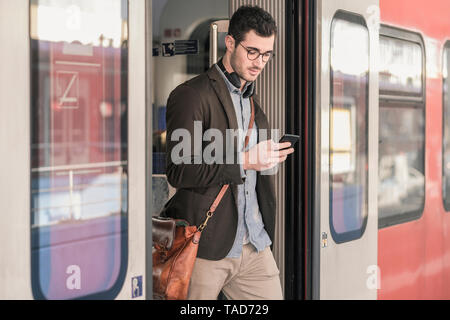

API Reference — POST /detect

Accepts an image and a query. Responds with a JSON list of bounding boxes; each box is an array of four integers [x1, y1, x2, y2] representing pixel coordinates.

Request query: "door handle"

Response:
[[209, 20, 229, 66]]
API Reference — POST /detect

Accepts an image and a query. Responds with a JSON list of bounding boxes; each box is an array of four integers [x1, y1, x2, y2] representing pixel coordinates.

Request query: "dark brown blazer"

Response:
[[162, 65, 276, 261]]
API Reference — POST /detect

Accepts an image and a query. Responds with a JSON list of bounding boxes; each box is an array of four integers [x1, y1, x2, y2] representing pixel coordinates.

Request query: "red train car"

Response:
[[306, 0, 450, 299], [378, 0, 450, 299]]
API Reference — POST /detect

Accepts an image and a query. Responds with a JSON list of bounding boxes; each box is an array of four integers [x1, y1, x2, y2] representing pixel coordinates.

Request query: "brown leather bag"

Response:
[[151, 219, 202, 300], [152, 97, 256, 300], [152, 185, 229, 300]]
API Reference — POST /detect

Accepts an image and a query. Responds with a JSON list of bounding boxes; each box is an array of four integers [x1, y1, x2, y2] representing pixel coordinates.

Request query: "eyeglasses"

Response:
[[239, 43, 274, 63]]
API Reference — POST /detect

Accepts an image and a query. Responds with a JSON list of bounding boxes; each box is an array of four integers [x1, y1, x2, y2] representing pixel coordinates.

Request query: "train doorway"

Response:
[[149, 0, 299, 299], [149, 0, 229, 299]]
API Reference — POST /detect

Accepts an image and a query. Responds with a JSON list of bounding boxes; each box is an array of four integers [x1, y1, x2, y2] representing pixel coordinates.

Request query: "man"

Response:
[[164, 6, 294, 300]]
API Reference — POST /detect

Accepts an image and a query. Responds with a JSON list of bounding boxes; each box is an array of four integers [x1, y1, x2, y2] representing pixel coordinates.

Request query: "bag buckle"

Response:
[[198, 211, 214, 232]]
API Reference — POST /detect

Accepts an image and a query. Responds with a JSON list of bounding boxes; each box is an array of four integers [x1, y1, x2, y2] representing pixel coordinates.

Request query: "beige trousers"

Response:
[[187, 244, 284, 300]]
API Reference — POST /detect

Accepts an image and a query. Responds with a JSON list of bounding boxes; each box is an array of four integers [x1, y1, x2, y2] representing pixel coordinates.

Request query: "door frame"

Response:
[[285, 0, 318, 301], [315, 0, 380, 300], [0, 0, 32, 299]]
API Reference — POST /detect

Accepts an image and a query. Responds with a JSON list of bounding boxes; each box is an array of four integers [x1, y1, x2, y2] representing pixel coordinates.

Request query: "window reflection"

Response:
[[329, 15, 369, 242], [31, 0, 127, 48], [378, 107, 425, 219], [30, 0, 128, 300], [331, 106, 355, 175], [380, 37, 423, 95], [331, 19, 369, 76], [31, 165, 126, 226], [377, 32, 425, 227]]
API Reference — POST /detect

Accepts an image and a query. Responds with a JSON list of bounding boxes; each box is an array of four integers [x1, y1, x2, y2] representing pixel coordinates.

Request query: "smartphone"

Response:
[[279, 134, 300, 148]]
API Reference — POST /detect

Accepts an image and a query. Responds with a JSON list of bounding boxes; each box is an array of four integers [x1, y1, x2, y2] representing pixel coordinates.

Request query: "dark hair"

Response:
[[228, 6, 277, 46]]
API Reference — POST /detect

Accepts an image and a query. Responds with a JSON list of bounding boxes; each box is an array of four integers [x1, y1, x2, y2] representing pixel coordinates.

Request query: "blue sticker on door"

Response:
[[132, 276, 143, 299]]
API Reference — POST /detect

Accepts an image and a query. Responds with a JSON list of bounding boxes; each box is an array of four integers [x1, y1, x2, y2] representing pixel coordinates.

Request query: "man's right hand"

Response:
[[243, 140, 295, 172]]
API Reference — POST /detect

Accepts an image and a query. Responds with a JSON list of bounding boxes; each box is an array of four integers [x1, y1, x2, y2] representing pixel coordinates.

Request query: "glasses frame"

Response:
[[239, 43, 275, 63]]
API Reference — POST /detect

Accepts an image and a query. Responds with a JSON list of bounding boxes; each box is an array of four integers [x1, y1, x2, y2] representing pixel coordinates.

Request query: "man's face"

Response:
[[228, 30, 275, 83]]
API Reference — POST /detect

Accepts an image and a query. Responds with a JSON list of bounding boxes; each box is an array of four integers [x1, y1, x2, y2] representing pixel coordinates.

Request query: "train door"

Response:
[[151, 0, 292, 299], [315, 0, 380, 299], [0, 0, 147, 299]]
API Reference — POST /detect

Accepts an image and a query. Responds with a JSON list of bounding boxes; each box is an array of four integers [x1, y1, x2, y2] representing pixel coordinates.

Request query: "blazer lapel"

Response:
[[206, 66, 239, 131], [207, 66, 243, 209]]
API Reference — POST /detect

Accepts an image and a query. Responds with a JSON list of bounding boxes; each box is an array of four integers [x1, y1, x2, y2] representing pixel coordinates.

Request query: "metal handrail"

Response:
[[31, 160, 127, 173], [209, 20, 229, 66]]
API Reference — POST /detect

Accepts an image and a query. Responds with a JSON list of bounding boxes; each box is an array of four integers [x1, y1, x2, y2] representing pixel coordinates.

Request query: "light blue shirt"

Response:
[[215, 64, 272, 258]]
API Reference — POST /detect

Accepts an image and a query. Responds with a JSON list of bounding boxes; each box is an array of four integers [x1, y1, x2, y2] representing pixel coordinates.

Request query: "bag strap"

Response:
[[198, 96, 256, 232], [245, 97, 256, 148]]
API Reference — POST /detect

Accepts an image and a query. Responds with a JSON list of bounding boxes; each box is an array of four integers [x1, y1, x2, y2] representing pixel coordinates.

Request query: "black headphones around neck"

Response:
[[217, 59, 255, 98]]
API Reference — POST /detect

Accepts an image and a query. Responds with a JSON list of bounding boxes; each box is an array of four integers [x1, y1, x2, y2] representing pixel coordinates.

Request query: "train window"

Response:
[[443, 42, 450, 211], [378, 26, 425, 228], [30, 0, 128, 299], [329, 12, 369, 243], [379, 37, 423, 97]]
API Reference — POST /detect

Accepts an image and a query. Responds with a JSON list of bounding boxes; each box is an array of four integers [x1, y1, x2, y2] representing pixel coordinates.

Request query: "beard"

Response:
[[230, 51, 255, 83]]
